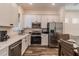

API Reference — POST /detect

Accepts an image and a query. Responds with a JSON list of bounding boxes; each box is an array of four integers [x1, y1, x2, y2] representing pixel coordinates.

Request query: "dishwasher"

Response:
[[9, 40, 22, 56]]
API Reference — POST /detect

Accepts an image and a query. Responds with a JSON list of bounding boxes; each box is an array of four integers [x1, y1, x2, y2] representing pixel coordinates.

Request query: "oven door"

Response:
[[31, 35, 41, 44]]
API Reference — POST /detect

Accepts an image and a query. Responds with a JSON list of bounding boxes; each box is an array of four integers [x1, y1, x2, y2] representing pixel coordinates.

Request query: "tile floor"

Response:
[[23, 46, 58, 56]]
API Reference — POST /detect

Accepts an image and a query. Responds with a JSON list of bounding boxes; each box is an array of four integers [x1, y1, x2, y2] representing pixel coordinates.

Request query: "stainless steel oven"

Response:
[[31, 31, 41, 44]]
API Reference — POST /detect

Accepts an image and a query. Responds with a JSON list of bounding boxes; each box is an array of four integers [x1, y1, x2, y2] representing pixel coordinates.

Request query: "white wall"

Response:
[[63, 11, 79, 36], [0, 3, 18, 26], [0, 3, 19, 33]]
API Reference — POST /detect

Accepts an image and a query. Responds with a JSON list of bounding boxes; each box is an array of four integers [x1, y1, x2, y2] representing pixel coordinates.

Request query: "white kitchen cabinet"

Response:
[[47, 16, 53, 22], [41, 15, 59, 28], [41, 15, 48, 28], [24, 15, 42, 28], [47, 15, 59, 22], [27, 34, 31, 46], [22, 36, 29, 55], [41, 34, 48, 46], [23, 15, 32, 28], [0, 47, 8, 56], [25, 36, 29, 49], [0, 3, 18, 26], [22, 35, 30, 55], [32, 15, 41, 23], [22, 38, 26, 55]]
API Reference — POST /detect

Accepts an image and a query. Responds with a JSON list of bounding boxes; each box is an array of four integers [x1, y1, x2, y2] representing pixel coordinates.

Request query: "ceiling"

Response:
[[18, 3, 65, 11], [17, 3, 79, 11]]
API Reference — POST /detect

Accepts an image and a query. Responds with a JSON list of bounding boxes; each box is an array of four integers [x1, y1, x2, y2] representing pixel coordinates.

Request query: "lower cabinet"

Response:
[[22, 37, 28, 55], [0, 47, 8, 56], [41, 34, 48, 46], [22, 35, 30, 55], [28, 34, 31, 46]]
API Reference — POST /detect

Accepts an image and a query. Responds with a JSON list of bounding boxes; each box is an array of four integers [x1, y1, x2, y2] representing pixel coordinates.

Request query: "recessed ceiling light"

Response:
[[52, 3, 55, 5]]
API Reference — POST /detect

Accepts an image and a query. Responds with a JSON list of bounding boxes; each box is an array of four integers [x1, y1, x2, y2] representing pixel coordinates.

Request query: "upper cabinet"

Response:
[[23, 15, 41, 28], [41, 15, 48, 28], [32, 15, 41, 23], [47, 15, 59, 22], [23, 15, 32, 28], [0, 3, 18, 26]]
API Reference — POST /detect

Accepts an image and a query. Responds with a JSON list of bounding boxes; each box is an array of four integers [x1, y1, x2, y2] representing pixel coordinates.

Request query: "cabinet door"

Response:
[[32, 15, 41, 23], [47, 16, 53, 22], [25, 36, 29, 49], [27, 34, 31, 46], [22, 35, 31, 55], [25, 34, 31, 48], [47, 15, 59, 22], [22, 38, 26, 55], [41, 34, 48, 46], [24, 15, 32, 28], [0, 47, 8, 56], [41, 15, 48, 28]]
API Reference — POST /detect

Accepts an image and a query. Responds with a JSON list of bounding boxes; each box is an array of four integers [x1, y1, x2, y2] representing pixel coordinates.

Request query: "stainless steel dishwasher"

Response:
[[9, 40, 22, 56]]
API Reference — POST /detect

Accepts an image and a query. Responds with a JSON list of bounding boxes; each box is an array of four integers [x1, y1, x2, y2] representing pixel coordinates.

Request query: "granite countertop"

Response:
[[0, 34, 30, 50]]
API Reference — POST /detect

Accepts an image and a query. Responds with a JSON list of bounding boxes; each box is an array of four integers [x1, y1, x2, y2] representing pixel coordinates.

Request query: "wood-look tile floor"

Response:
[[23, 46, 58, 56]]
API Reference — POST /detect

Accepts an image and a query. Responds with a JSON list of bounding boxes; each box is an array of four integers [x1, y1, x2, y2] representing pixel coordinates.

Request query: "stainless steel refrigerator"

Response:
[[47, 22, 63, 48]]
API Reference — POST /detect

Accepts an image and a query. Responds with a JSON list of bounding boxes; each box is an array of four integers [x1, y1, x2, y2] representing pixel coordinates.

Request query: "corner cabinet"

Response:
[[0, 4, 18, 26], [21, 34, 31, 55]]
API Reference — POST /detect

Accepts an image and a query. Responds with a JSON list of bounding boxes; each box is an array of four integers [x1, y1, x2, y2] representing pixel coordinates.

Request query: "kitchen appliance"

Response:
[[0, 31, 9, 42], [31, 22, 41, 46], [47, 22, 63, 47], [32, 22, 41, 29], [31, 31, 41, 45], [9, 40, 22, 56]]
